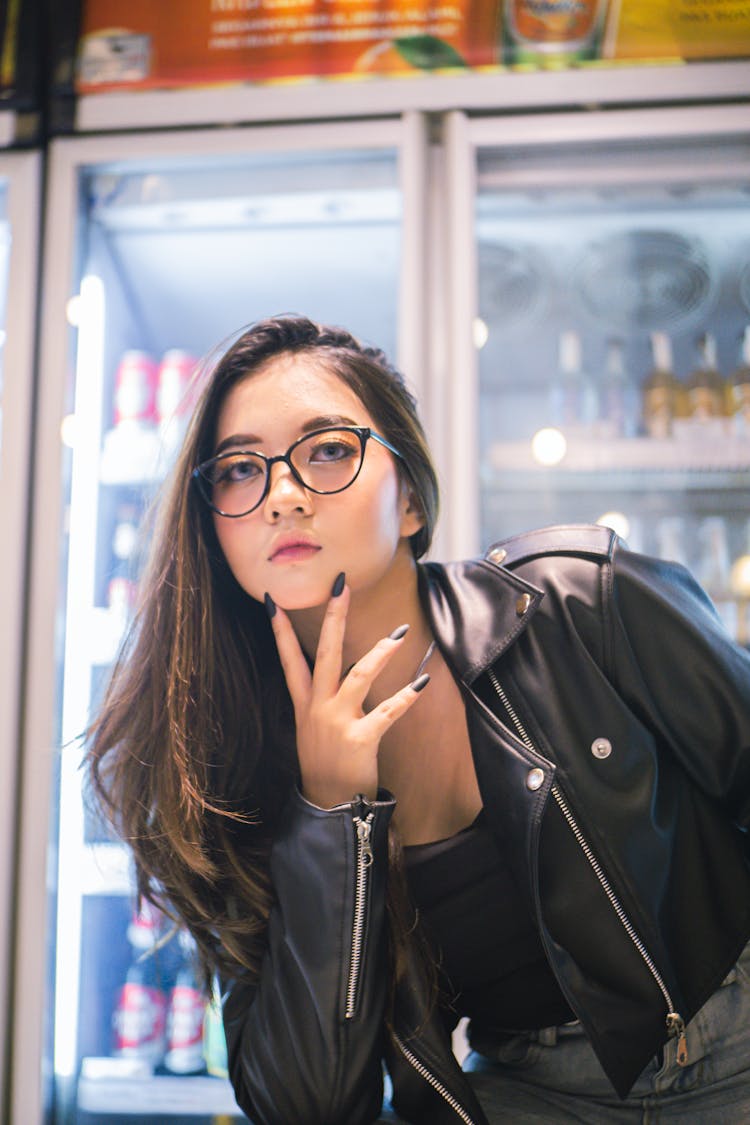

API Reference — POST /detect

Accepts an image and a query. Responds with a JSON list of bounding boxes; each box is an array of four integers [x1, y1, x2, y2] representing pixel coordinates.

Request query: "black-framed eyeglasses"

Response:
[[192, 425, 404, 518]]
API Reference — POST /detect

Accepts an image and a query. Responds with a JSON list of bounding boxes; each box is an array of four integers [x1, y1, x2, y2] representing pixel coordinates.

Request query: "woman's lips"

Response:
[[270, 543, 322, 563]]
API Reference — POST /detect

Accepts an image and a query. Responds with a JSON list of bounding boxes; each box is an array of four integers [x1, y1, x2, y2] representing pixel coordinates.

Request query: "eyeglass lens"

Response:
[[202, 428, 365, 515]]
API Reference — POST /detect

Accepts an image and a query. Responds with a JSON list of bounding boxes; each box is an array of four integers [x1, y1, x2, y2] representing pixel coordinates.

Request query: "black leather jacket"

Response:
[[223, 525, 750, 1124]]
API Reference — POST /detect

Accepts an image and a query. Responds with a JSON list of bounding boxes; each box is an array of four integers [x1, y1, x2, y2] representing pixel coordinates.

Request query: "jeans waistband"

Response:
[[472, 1020, 582, 1054]]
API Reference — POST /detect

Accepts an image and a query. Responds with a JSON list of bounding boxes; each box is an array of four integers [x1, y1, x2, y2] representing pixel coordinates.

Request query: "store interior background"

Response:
[[0, 3, 749, 1123]]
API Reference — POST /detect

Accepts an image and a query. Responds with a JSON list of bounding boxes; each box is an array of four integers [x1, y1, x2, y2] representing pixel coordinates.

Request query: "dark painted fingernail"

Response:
[[411, 673, 430, 693], [264, 592, 276, 619], [389, 624, 409, 641], [331, 571, 345, 597]]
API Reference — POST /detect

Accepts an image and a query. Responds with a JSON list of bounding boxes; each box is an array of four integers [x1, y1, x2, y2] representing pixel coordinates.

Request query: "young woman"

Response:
[[87, 315, 750, 1124]]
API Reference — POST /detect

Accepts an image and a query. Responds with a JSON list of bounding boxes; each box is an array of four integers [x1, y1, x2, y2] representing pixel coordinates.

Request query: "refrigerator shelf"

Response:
[[78, 1067, 243, 1117], [100, 426, 170, 487], [80, 843, 133, 897], [482, 468, 750, 494], [486, 435, 750, 485], [87, 607, 129, 668]]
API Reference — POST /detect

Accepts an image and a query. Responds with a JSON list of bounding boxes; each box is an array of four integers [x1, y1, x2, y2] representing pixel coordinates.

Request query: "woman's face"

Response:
[[210, 353, 423, 611]]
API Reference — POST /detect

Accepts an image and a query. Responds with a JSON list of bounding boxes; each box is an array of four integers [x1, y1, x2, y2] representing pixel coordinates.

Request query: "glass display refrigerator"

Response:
[[12, 115, 431, 1125], [440, 103, 750, 648], [11, 72, 750, 1125], [0, 148, 41, 1122]]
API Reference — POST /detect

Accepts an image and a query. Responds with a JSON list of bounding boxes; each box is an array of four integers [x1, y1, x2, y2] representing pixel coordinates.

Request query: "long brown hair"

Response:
[[85, 315, 440, 985]]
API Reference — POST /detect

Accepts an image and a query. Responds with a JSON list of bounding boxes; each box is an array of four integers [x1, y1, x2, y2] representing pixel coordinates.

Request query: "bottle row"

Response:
[[625, 512, 750, 645], [112, 349, 198, 432], [548, 327, 750, 441], [111, 904, 227, 1079], [100, 349, 198, 482], [96, 329, 750, 489], [651, 514, 750, 595]]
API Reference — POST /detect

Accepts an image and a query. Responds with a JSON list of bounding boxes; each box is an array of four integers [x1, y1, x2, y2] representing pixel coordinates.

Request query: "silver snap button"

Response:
[[591, 737, 612, 760], [516, 593, 532, 616], [488, 546, 507, 565], [526, 767, 545, 791]]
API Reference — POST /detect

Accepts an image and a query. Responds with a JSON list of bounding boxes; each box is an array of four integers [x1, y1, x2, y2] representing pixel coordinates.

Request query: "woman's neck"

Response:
[[287, 548, 433, 699]]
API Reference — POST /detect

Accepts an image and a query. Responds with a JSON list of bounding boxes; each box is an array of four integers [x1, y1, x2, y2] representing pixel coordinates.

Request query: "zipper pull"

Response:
[[666, 1011, 688, 1066], [354, 814, 374, 868]]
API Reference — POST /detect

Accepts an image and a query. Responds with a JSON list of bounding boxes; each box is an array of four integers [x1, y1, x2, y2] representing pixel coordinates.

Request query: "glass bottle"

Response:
[[642, 331, 678, 439], [730, 519, 750, 648], [686, 332, 726, 436], [164, 931, 208, 1075], [112, 905, 168, 1068], [503, 0, 606, 63], [550, 329, 597, 435], [107, 502, 140, 619], [696, 516, 737, 638], [602, 337, 638, 438], [655, 516, 688, 569], [203, 974, 229, 1079], [727, 325, 750, 437]]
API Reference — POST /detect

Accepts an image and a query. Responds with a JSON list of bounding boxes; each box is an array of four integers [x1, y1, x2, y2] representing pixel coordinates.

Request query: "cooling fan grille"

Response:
[[573, 230, 715, 330]]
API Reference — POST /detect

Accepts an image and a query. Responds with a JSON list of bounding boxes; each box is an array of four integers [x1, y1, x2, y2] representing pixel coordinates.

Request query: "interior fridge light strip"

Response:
[[54, 274, 106, 1079]]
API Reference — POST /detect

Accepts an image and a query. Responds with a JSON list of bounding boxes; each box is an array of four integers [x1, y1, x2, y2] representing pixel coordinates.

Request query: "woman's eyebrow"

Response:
[[302, 413, 359, 432], [215, 432, 261, 455], [214, 414, 360, 456]]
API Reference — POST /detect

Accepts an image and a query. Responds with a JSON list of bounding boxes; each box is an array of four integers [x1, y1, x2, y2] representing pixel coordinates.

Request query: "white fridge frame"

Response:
[[74, 59, 750, 132], [12, 112, 435, 1125], [0, 149, 42, 1124], [439, 101, 750, 559]]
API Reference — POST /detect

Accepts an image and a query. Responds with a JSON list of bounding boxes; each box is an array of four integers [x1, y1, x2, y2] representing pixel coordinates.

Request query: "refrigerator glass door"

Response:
[[0, 152, 40, 1121], [456, 109, 750, 645], [28, 123, 420, 1125]]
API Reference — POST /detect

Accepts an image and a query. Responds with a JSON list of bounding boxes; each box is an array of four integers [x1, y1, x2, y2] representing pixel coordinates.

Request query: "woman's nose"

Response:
[[263, 460, 311, 517]]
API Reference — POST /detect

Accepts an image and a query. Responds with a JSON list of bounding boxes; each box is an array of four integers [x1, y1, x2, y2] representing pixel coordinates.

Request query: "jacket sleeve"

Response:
[[608, 543, 750, 829], [222, 787, 396, 1125]]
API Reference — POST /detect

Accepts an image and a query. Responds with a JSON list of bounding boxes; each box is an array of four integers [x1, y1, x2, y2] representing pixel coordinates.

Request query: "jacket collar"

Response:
[[417, 557, 544, 685]]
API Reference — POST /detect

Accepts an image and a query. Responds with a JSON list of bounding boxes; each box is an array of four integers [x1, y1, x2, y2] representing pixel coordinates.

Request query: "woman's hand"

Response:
[[265, 573, 429, 809]]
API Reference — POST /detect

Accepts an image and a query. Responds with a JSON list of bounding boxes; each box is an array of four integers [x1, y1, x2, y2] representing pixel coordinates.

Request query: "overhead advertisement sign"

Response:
[[75, 0, 750, 92]]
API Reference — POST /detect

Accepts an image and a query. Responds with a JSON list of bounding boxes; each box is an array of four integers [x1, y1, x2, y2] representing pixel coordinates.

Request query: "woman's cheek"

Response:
[[214, 524, 261, 597]]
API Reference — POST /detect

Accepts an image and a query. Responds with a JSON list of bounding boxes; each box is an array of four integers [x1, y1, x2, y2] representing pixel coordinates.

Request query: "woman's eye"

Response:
[[219, 456, 262, 484], [309, 439, 357, 462]]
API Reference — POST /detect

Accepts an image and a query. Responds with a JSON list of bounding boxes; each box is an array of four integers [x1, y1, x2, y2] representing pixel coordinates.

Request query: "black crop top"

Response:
[[404, 812, 574, 1032]]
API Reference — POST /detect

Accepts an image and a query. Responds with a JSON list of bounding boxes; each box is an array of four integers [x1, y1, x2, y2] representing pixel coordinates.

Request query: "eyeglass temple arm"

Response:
[[370, 431, 404, 460]]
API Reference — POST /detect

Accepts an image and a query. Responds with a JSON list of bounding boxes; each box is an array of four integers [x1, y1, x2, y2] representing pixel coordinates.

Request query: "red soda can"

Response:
[[107, 576, 137, 614], [156, 350, 195, 426], [114, 351, 158, 427], [164, 979, 207, 1074], [112, 970, 167, 1065]]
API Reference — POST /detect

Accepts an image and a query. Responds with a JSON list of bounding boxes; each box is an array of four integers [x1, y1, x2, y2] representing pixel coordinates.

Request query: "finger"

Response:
[[310, 579, 350, 698], [358, 673, 431, 742], [337, 626, 412, 710], [265, 597, 312, 707]]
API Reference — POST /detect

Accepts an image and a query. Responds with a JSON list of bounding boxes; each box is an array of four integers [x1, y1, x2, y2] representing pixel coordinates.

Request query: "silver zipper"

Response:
[[344, 807, 374, 1019], [487, 667, 688, 1065], [393, 1032, 478, 1125]]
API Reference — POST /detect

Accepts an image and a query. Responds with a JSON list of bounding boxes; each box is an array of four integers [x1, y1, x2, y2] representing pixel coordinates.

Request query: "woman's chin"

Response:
[[270, 584, 332, 614], [279, 596, 327, 613]]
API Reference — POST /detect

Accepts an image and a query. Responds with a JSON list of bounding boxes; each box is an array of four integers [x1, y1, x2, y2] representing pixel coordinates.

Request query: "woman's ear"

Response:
[[398, 483, 425, 539]]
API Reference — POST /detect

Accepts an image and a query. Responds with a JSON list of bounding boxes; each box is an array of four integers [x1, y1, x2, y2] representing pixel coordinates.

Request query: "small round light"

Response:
[[65, 295, 82, 327], [531, 427, 567, 466], [60, 413, 79, 448], [597, 511, 631, 541], [473, 317, 489, 349], [730, 554, 750, 597]]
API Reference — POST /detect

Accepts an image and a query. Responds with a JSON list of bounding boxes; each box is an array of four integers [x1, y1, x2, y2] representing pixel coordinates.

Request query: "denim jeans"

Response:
[[380, 940, 750, 1123]]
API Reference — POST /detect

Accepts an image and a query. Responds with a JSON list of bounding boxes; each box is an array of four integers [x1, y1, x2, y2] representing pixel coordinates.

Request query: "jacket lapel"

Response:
[[418, 557, 544, 685]]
